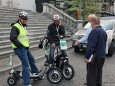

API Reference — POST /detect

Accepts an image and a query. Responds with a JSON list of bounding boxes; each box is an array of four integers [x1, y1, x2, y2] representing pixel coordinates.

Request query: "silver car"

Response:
[[72, 17, 115, 56]]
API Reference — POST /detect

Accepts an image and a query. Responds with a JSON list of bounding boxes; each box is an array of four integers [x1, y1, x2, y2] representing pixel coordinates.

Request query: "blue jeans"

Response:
[[49, 47, 55, 64], [14, 47, 39, 85]]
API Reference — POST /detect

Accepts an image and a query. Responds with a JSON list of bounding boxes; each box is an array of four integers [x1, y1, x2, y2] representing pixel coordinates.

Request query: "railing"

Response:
[[42, 3, 83, 31]]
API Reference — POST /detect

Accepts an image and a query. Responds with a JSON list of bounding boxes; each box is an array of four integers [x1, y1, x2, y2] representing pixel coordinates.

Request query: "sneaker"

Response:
[[65, 56, 69, 60], [29, 69, 42, 74], [32, 73, 43, 80], [24, 84, 32, 86]]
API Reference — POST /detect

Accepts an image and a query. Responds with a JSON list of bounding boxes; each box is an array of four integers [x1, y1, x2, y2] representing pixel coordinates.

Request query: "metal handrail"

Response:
[[43, 3, 83, 29]]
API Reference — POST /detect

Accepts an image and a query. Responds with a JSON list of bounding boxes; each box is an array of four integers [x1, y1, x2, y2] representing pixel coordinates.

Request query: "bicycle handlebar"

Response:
[[56, 35, 70, 39]]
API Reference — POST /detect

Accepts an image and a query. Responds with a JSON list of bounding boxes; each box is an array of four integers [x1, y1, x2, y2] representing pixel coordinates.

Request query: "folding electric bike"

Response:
[[39, 35, 74, 80]]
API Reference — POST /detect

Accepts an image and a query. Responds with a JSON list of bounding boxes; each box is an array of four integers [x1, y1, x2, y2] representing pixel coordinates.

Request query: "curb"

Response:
[[0, 46, 73, 74]]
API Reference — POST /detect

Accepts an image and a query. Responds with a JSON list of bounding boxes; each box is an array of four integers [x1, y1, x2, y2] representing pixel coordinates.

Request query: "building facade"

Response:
[[0, 0, 115, 14], [0, 0, 36, 12]]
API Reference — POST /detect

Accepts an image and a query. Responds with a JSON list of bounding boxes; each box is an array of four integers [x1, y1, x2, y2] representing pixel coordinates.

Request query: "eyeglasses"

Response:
[[21, 18, 28, 20]]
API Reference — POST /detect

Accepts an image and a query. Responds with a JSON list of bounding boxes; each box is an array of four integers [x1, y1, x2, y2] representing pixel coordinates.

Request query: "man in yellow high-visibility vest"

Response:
[[10, 11, 42, 86]]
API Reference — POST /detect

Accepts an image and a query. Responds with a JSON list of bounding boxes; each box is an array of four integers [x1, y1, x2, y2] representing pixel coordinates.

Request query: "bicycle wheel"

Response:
[[62, 64, 74, 80], [47, 67, 63, 84]]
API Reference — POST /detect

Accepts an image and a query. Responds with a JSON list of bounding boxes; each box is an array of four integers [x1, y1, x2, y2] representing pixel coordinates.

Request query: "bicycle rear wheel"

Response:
[[62, 64, 74, 80], [47, 67, 63, 84]]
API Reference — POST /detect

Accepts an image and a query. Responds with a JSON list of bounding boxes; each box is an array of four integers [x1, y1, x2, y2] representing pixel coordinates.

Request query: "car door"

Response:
[[113, 21, 115, 44]]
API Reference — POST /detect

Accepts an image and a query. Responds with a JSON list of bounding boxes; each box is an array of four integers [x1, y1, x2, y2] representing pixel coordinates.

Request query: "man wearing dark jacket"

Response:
[[85, 16, 107, 86], [10, 11, 42, 86], [47, 14, 67, 64]]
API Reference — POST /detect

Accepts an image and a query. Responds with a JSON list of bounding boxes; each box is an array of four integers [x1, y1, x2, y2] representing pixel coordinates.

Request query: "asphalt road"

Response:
[[0, 48, 115, 86]]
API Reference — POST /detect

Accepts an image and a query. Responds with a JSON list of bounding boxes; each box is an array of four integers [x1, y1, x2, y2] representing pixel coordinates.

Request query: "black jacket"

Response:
[[85, 26, 107, 59], [47, 23, 65, 44], [10, 20, 28, 48]]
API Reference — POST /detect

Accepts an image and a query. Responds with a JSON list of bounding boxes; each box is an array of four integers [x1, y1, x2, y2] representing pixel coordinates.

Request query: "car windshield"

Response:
[[83, 20, 114, 30], [84, 22, 91, 30], [101, 20, 113, 30]]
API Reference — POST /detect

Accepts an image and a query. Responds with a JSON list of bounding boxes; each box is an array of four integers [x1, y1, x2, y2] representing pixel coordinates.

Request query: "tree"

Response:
[[82, 0, 102, 21], [64, 0, 81, 19], [64, 0, 102, 21]]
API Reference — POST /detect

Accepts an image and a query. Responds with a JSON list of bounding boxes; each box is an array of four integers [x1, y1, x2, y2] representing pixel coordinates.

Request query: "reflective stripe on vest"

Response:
[[12, 23, 29, 48]]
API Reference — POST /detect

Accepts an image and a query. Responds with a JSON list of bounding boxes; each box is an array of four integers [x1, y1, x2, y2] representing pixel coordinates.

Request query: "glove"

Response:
[[38, 40, 43, 49]]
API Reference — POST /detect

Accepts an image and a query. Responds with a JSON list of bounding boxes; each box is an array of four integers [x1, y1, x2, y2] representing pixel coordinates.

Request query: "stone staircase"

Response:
[[0, 8, 50, 58], [0, 7, 72, 61]]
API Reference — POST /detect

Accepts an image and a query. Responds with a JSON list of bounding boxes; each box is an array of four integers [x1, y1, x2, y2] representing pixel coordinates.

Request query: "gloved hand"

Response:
[[38, 40, 43, 49]]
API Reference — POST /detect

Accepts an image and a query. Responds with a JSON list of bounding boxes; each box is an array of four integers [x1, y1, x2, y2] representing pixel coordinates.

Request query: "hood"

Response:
[[106, 30, 113, 41], [10, 20, 19, 27], [75, 29, 86, 36]]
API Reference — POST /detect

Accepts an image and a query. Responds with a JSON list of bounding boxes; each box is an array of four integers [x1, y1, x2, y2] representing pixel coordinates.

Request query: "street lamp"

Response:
[[79, 0, 85, 21], [79, 0, 82, 19]]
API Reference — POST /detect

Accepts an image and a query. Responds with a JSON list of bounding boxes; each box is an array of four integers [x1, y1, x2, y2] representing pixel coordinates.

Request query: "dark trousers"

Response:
[[87, 58, 105, 86]]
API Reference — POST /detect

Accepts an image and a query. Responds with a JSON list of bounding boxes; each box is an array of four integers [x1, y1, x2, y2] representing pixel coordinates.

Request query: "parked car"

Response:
[[97, 11, 115, 17], [72, 17, 115, 56]]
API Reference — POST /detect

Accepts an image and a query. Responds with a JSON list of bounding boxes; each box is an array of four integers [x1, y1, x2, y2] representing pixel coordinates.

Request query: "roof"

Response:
[[100, 17, 115, 20], [97, 11, 115, 17]]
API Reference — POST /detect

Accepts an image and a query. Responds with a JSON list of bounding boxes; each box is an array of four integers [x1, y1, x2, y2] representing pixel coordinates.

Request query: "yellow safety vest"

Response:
[[12, 23, 29, 48]]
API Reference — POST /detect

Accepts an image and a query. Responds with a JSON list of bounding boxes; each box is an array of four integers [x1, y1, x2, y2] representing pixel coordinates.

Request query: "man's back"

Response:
[[87, 26, 107, 58]]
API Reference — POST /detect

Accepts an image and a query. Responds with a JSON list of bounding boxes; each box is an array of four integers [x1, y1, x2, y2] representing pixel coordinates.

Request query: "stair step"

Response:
[[0, 40, 40, 52], [0, 29, 47, 34], [0, 32, 46, 40], [0, 38, 71, 58], [0, 20, 50, 23], [0, 27, 48, 31], [0, 35, 44, 45], [0, 24, 48, 27]]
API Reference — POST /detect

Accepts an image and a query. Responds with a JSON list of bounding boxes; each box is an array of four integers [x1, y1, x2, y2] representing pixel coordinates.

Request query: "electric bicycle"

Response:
[[55, 35, 75, 80], [38, 36, 63, 84]]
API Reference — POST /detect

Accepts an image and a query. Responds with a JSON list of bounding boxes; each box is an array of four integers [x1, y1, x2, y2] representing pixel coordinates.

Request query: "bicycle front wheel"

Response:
[[47, 67, 63, 84]]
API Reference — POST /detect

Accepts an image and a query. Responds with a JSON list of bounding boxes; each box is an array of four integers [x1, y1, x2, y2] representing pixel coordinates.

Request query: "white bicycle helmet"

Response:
[[53, 14, 60, 20], [19, 11, 28, 18]]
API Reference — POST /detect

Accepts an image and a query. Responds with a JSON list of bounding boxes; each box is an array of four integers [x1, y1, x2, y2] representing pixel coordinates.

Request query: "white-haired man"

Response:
[[75, 14, 106, 46], [75, 14, 106, 85]]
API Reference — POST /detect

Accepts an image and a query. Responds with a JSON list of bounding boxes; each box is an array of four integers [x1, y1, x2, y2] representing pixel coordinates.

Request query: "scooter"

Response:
[[7, 54, 43, 86]]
